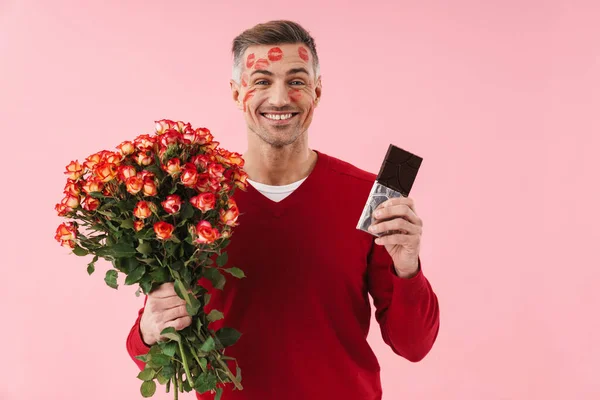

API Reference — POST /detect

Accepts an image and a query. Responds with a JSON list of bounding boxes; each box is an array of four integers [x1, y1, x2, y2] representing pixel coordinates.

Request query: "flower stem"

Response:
[[178, 339, 192, 388]]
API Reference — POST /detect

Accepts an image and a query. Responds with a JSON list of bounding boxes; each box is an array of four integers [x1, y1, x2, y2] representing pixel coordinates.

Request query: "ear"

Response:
[[230, 79, 243, 111], [314, 75, 322, 107]]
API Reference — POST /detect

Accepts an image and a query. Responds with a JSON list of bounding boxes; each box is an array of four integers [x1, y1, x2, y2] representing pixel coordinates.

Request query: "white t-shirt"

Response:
[[246, 177, 307, 202]]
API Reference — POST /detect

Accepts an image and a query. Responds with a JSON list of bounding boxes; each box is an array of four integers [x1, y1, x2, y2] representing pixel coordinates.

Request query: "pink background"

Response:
[[1, 1, 599, 399]]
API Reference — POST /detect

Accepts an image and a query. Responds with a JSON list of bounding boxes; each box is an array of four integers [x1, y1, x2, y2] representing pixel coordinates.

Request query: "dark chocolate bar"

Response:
[[376, 144, 423, 196]]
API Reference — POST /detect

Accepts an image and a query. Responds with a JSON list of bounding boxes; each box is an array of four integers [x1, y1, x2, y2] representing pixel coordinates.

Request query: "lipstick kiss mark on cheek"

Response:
[[288, 89, 303, 102], [268, 47, 283, 62], [241, 73, 249, 87], [242, 90, 256, 112], [246, 54, 255, 68], [254, 58, 270, 70]]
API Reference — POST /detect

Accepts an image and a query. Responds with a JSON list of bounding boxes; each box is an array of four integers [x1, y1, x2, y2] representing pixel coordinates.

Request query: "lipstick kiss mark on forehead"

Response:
[[254, 58, 270, 70], [298, 47, 309, 62], [246, 53, 255, 68], [268, 47, 284, 61], [288, 89, 302, 102]]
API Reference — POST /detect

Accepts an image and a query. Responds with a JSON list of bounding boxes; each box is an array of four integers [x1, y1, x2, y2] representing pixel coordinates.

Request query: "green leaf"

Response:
[[174, 280, 191, 303], [137, 368, 156, 381], [156, 371, 169, 385], [186, 294, 201, 316], [97, 210, 117, 218], [149, 353, 170, 366], [140, 380, 156, 397], [203, 293, 211, 307], [236, 365, 242, 382], [88, 191, 107, 199], [224, 267, 246, 279], [136, 241, 153, 255], [203, 268, 226, 290], [150, 268, 168, 282], [180, 202, 195, 220], [120, 219, 134, 229], [193, 371, 217, 393], [207, 309, 224, 322], [125, 264, 146, 285], [216, 252, 228, 267], [216, 327, 242, 347], [111, 242, 136, 257], [104, 269, 118, 289], [72, 246, 88, 256], [200, 357, 207, 372], [135, 354, 149, 363], [161, 341, 178, 357], [139, 275, 153, 294], [159, 327, 181, 343], [200, 336, 215, 353], [215, 387, 223, 400], [87, 255, 98, 275], [161, 365, 175, 379]]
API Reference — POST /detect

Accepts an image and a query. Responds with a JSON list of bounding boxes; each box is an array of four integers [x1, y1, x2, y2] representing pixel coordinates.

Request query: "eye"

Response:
[[290, 80, 305, 85], [255, 80, 269, 85]]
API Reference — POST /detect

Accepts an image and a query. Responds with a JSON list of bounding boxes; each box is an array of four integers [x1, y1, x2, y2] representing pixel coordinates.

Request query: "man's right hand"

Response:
[[139, 282, 192, 346]]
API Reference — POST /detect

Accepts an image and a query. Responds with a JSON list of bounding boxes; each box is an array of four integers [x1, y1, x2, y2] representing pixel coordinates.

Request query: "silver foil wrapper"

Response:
[[356, 181, 405, 237]]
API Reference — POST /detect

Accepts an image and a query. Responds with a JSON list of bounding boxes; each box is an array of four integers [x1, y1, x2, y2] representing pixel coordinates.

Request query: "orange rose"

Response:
[[134, 201, 153, 219], [118, 165, 137, 181], [61, 193, 80, 209], [64, 180, 81, 197], [160, 131, 184, 148], [95, 162, 118, 183], [125, 176, 143, 194], [161, 195, 182, 214], [220, 198, 239, 226], [208, 163, 225, 180], [154, 221, 175, 240], [117, 141, 135, 156], [135, 152, 154, 166], [143, 178, 158, 196], [190, 154, 210, 169], [55, 222, 77, 242], [162, 158, 181, 177], [81, 196, 100, 211], [104, 152, 122, 165], [180, 164, 199, 187], [190, 192, 216, 212], [233, 169, 249, 190], [134, 134, 156, 151], [64, 161, 84, 180], [195, 220, 220, 244], [155, 119, 175, 135], [82, 177, 104, 194], [55, 202, 72, 216], [133, 220, 145, 232]]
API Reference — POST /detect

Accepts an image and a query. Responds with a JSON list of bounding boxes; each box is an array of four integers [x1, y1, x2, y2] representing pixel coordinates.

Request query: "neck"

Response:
[[242, 140, 317, 186]]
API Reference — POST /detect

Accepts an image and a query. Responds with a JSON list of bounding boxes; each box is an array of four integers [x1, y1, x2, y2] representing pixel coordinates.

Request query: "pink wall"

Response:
[[1, 1, 599, 399]]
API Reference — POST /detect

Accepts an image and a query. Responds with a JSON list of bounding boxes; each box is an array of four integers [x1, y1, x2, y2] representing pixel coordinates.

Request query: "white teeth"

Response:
[[264, 113, 293, 120]]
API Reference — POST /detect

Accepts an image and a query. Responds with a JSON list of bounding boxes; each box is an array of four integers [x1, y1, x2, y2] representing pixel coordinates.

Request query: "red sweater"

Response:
[[126, 149, 440, 399]]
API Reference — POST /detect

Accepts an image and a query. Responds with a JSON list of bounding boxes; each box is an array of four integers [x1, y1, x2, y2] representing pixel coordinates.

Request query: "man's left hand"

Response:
[[368, 196, 423, 278]]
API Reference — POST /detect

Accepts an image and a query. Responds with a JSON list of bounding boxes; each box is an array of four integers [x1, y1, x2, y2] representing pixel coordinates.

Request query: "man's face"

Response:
[[230, 43, 322, 148]]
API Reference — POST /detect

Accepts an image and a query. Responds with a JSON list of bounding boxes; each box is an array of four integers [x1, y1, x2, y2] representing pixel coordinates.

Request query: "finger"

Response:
[[162, 304, 189, 322], [378, 196, 416, 213], [370, 216, 421, 236], [148, 294, 186, 312], [375, 232, 411, 246], [150, 282, 177, 298], [373, 204, 421, 226], [162, 316, 192, 332]]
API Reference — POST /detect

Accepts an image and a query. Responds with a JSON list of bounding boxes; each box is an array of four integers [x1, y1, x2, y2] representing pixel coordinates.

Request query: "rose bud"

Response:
[[95, 162, 118, 183], [220, 199, 239, 226], [82, 178, 104, 194], [61, 193, 80, 209], [64, 180, 81, 197], [208, 163, 225, 180], [161, 195, 182, 214], [180, 164, 199, 187], [133, 220, 145, 232], [154, 221, 175, 240], [125, 176, 143, 194], [55, 203, 72, 216], [118, 165, 137, 181], [65, 161, 84, 180], [162, 158, 181, 177], [135, 152, 154, 166], [117, 141, 135, 156], [190, 192, 216, 212], [134, 201, 153, 219], [142, 178, 158, 196], [133, 134, 155, 151], [195, 220, 221, 244], [61, 239, 76, 249], [81, 196, 100, 211], [55, 222, 77, 242], [155, 119, 174, 135]]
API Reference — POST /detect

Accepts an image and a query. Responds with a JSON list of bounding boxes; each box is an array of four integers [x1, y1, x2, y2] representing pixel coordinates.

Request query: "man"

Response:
[[127, 20, 440, 399]]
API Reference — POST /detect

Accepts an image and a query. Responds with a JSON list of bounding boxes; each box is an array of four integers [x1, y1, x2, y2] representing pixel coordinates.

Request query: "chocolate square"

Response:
[[376, 144, 423, 196]]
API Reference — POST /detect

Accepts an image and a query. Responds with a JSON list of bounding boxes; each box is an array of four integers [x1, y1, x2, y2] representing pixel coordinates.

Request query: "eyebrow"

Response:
[[250, 67, 310, 77]]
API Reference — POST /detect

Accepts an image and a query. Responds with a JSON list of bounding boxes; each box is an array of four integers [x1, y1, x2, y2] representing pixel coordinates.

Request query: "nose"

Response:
[[267, 81, 290, 108]]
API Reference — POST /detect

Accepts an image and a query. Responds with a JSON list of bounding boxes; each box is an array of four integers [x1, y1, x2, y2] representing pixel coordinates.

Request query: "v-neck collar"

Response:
[[240, 149, 329, 216]]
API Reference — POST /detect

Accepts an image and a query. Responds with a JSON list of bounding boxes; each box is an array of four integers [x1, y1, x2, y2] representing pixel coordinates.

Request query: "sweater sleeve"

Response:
[[366, 242, 440, 362], [125, 295, 151, 370]]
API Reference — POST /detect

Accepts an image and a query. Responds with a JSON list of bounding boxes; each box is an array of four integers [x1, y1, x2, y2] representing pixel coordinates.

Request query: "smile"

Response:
[[260, 113, 299, 123]]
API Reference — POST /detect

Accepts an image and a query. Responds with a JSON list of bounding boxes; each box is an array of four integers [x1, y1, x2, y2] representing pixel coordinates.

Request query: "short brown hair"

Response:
[[231, 20, 320, 83]]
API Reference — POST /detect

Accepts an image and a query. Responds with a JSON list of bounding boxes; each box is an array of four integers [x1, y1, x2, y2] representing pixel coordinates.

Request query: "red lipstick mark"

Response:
[[298, 47, 309, 62], [241, 72, 249, 87], [242, 89, 255, 112], [289, 89, 302, 102], [246, 53, 255, 68], [268, 47, 283, 62], [254, 58, 270, 70]]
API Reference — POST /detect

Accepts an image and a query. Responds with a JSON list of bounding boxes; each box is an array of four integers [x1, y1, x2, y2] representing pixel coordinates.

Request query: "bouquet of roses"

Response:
[[54, 119, 248, 399]]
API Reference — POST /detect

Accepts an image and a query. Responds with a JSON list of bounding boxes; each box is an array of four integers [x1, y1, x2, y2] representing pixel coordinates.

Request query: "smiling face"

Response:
[[230, 43, 322, 148]]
